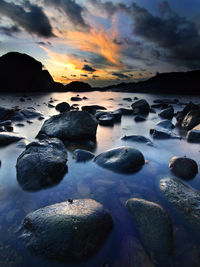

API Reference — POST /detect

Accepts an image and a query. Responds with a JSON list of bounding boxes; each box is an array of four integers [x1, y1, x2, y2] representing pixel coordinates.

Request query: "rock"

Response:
[[4, 125, 13, 132], [55, 102, 70, 113], [38, 116, 45, 120], [151, 103, 169, 109], [73, 149, 95, 162], [134, 116, 146, 122], [126, 198, 173, 265], [0, 106, 15, 121], [187, 124, 200, 143], [83, 96, 88, 100], [158, 107, 174, 120], [95, 147, 145, 174], [149, 108, 156, 114], [48, 103, 55, 108], [123, 97, 132, 102], [134, 97, 139, 100], [131, 99, 150, 114], [153, 99, 177, 104], [0, 120, 12, 126], [36, 111, 98, 141], [16, 138, 68, 191], [169, 156, 198, 179], [0, 132, 25, 146], [15, 123, 24, 127], [71, 96, 82, 101], [98, 115, 114, 126], [121, 135, 153, 146], [156, 120, 175, 130], [109, 109, 122, 122], [82, 105, 106, 115], [150, 128, 180, 139], [20, 97, 25, 102], [20, 199, 113, 261], [116, 108, 133, 115], [10, 107, 42, 121], [160, 177, 200, 229]]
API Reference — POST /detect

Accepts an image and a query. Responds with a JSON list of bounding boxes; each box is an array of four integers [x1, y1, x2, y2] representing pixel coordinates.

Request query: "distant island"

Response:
[[0, 52, 199, 95]]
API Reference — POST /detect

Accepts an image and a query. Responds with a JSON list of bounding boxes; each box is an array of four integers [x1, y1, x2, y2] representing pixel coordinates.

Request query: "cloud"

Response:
[[36, 41, 53, 46], [0, 25, 20, 36], [0, 0, 54, 37], [112, 72, 129, 79], [45, 0, 90, 30], [82, 64, 96, 72]]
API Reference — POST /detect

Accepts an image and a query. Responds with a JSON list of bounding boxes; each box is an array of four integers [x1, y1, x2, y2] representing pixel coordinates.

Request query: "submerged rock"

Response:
[[131, 99, 150, 114], [16, 138, 68, 191], [160, 178, 200, 229], [187, 124, 200, 143], [126, 198, 173, 265], [95, 147, 145, 174], [158, 107, 174, 120], [156, 120, 175, 130], [71, 96, 82, 101], [36, 111, 98, 141], [117, 108, 133, 115], [150, 128, 180, 139], [82, 105, 107, 115], [0, 132, 25, 146], [21, 199, 113, 261], [121, 135, 153, 146], [98, 115, 114, 126], [169, 156, 198, 179], [55, 102, 70, 113], [73, 149, 95, 162]]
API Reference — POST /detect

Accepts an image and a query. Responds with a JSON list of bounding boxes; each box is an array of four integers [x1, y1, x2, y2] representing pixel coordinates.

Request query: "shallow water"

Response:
[[0, 91, 200, 267]]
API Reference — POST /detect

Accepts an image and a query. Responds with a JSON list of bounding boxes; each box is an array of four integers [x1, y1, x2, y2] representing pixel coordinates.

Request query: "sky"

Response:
[[0, 0, 200, 87]]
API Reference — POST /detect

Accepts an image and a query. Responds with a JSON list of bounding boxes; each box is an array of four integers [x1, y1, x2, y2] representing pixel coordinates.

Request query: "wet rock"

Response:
[[0, 132, 25, 146], [36, 111, 98, 141], [19, 97, 25, 102], [156, 120, 175, 130], [38, 116, 45, 120], [150, 128, 180, 139], [11, 107, 42, 121], [71, 96, 82, 101], [15, 123, 25, 127], [98, 115, 114, 126], [121, 135, 153, 146], [83, 96, 88, 100], [27, 120, 33, 124], [21, 199, 113, 261], [187, 124, 200, 143], [0, 120, 12, 126], [151, 103, 168, 109], [4, 125, 13, 132], [176, 102, 200, 130], [82, 105, 106, 115], [134, 116, 146, 122], [73, 149, 95, 162], [16, 138, 68, 191], [109, 109, 122, 122], [123, 97, 132, 102], [154, 99, 177, 104], [95, 146, 145, 174], [48, 103, 55, 108], [169, 156, 198, 179], [160, 177, 200, 229], [0, 106, 15, 121], [158, 107, 174, 120], [149, 108, 156, 114], [55, 102, 70, 113], [131, 99, 150, 114], [126, 198, 173, 265], [117, 108, 133, 115]]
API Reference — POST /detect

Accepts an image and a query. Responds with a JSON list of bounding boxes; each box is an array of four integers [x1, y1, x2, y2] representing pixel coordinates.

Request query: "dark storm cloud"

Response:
[[0, 25, 20, 36], [112, 72, 129, 79], [82, 64, 96, 72], [45, 0, 90, 30], [0, 0, 54, 37], [90, 0, 200, 65]]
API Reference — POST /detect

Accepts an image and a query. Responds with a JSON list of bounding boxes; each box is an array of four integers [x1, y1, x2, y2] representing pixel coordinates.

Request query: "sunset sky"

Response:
[[0, 0, 200, 86]]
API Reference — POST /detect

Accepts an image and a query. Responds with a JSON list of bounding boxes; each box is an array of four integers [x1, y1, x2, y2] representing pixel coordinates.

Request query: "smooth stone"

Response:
[[73, 149, 95, 162], [131, 99, 150, 114], [71, 96, 82, 101], [55, 102, 70, 113], [16, 138, 68, 191], [187, 124, 200, 143], [154, 99, 177, 104], [150, 128, 180, 139], [134, 116, 146, 122], [98, 115, 114, 126], [36, 111, 98, 141], [11, 107, 43, 121], [156, 120, 175, 129], [169, 156, 198, 179], [121, 135, 153, 146], [95, 146, 145, 174], [158, 107, 174, 120], [0, 120, 12, 126], [160, 178, 200, 229], [151, 103, 168, 109], [82, 105, 106, 115], [126, 198, 173, 265], [0, 132, 25, 146], [123, 97, 132, 102], [48, 103, 55, 108], [21, 199, 113, 261], [116, 108, 133, 115]]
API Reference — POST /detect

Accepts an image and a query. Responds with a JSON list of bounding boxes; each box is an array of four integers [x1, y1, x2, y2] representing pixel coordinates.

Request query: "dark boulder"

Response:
[[95, 146, 145, 174], [73, 149, 95, 162], [98, 115, 114, 126], [0, 132, 25, 146], [20, 199, 113, 261], [82, 105, 106, 115], [131, 99, 150, 114], [187, 124, 200, 143], [55, 102, 70, 113], [36, 111, 98, 141], [156, 120, 175, 130], [158, 107, 174, 120], [169, 156, 198, 179], [16, 138, 68, 191]]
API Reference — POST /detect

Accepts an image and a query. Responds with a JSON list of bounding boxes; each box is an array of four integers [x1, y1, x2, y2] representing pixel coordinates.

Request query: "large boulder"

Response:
[[187, 124, 200, 143], [0, 52, 55, 92], [20, 199, 113, 261], [0, 132, 25, 146], [126, 198, 173, 265], [36, 111, 98, 141], [95, 147, 145, 174], [158, 107, 174, 120], [131, 99, 150, 114], [169, 156, 198, 179], [16, 138, 68, 190], [55, 102, 70, 113], [160, 178, 200, 229]]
